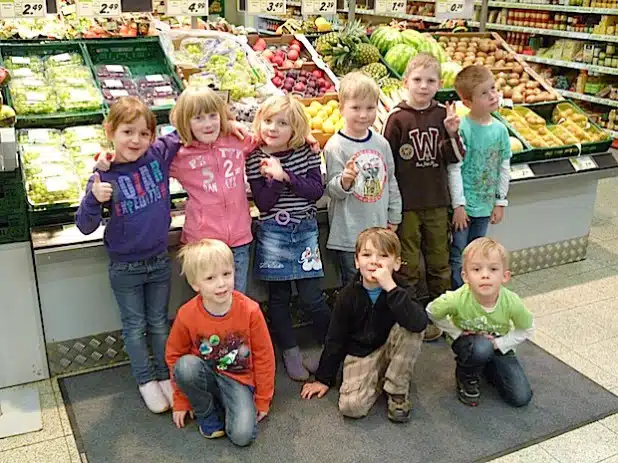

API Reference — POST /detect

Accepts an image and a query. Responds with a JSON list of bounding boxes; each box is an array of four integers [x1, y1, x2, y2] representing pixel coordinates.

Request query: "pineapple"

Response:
[[315, 32, 339, 54], [361, 63, 388, 82], [380, 77, 403, 90], [356, 43, 381, 66]]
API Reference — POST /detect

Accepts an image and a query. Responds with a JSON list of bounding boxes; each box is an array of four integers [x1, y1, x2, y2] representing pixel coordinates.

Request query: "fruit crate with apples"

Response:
[[248, 34, 316, 70], [271, 63, 337, 99]]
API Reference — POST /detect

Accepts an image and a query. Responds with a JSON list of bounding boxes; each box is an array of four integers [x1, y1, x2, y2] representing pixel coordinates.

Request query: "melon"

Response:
[[384, 44, 419, 76], [510, 136, 524, 153], [400, 29, 425, 48], [370, 26, 403, 56], [441, 61, 462, 88], [417, 35, 449, 63]]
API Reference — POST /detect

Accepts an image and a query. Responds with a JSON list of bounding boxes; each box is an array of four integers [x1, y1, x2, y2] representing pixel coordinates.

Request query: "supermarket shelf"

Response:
[[556, 89, 618, 108], [337, 9, 443, 23], [519, 55, 618, 76], [258, 29, 280, 35], [487, 1, 618, 14], [486, 23, 618, 43], [258, 14, 288, 21]]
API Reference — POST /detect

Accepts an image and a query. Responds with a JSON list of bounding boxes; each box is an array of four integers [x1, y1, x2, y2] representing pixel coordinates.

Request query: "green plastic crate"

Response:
[[0, 41, 106, 128]]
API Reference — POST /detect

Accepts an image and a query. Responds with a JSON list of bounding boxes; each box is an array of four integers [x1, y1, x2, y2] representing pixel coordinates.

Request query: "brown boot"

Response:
[[387, 393, 411, 423], [423, 323, 443, 342]]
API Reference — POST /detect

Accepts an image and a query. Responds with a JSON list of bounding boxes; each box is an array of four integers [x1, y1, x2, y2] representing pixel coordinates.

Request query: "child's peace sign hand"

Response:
[[444, 102, 460, 137]]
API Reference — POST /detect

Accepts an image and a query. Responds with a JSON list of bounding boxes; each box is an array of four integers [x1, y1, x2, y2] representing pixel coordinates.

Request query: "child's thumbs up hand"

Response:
[[92, 172, 113, 203], [341, 158, 358, 191]]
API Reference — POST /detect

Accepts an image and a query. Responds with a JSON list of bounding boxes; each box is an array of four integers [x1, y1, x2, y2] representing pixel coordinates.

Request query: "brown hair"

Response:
[[105, 96, 156, 141], [177, 239, 234, 287], [338, 71, 380, 108], [253, 94, 309, 150], [171, 87, 234, 145], [463, 237, 509, 269], [355, 227, 401, 258], [454, 65, 495, 101], [403, 52, 441, 80]]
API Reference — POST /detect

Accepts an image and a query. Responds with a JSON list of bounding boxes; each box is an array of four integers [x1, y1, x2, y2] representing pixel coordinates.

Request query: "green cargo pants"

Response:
[[398, 207, 451, 300]]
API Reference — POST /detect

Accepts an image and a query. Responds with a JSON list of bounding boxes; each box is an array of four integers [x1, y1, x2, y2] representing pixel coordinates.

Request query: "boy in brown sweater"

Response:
[[382, 53, 465, 341]]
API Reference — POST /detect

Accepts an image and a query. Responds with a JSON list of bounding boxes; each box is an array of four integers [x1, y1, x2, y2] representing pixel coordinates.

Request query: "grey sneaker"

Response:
[[282, 346, 310, 381]]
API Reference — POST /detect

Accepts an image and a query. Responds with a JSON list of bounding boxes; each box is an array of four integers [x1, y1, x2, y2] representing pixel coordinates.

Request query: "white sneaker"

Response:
[[138, 381, 170, 413], [158, 379, 174, 407]]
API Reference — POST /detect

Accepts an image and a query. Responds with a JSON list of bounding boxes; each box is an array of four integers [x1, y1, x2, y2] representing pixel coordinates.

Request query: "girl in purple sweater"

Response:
[[245, 95, 330, 381]]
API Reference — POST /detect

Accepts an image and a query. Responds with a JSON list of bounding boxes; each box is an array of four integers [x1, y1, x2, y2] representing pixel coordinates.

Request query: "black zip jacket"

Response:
[[314, 273, 428, 386]]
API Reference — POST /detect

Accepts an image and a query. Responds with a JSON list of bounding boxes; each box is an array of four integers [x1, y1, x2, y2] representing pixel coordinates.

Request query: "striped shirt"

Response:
[[246, 144, 323, 221]]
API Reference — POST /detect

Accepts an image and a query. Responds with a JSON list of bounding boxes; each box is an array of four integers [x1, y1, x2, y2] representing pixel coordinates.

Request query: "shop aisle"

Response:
[[3, 178, 618, 462]]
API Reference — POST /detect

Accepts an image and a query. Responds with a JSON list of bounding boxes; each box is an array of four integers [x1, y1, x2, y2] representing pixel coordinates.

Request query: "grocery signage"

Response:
[[302, 0, 335, 15], [435, 0, 474, 20], [75, 0, 123, 17], [374, 0, 405, 15], [247, 0, 285, 14], [165, 0, 208, 15], [0, 0, 47, 18]]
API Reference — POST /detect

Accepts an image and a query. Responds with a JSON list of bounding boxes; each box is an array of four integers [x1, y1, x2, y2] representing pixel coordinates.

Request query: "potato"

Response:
[[513, 64, 524, 74], [533, 88, 542, 95], [525, 81, 539, 89], [512, 93, 524, 104], [494, 49, 505, 61], [477, 51, 488, 58], [521, 73, 530, 82], [506, 62, 515, 68], [525, 88, 536, 97], [497, 72, 507, 79], [508, 72, 520, 79], [514, 84, 526, 93], [485, 56, 496, 65], [506, 54, 515, 62], [454, 52, 465, 60], [503, 85, 513, 98], [507, 78, 520, 87], [456, 46, 468, 53], [460, 37, 470, 43], [475, 59, 486, 65], [479, 41, 490, 53], [496, 77, 507, 86]]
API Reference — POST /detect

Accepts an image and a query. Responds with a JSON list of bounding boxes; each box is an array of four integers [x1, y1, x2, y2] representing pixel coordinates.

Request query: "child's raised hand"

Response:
[[300, 381, 329, 399], [260, 156, 287, 182], [444, 102, 460, 137], [257, 410, 268, 422], [490, 205, 505, 224], [340, 158, 358, 191], [452, 206, 469, 231], [372, 263, 396, 291], [231, 120, 249, 141], [94, 151, 114, 172], [91, 172, 113, 203], [306, 133, 321, 153]]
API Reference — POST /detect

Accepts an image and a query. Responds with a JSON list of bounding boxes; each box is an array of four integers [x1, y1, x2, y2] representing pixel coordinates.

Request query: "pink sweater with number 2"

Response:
[[169, 135, 253, 248]]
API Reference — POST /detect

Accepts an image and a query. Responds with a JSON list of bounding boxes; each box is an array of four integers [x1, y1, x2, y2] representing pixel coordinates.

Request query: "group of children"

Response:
[[75, 51, 534, 446]]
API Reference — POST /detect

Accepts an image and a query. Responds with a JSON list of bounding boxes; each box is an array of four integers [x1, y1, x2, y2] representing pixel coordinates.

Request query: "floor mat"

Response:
[[59, 340, 618, 463]]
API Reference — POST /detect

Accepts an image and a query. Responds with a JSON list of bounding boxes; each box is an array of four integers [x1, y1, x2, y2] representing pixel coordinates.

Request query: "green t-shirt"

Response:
[[429, 284, 533, 336], [460, 117, 511, 218]]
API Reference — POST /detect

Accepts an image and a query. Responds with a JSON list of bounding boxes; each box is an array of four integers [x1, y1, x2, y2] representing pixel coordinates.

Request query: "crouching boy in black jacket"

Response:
[[301, 227, 427, 423]]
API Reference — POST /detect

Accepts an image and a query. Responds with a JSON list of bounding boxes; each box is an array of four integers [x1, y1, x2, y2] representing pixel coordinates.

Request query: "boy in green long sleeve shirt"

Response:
[[427, 237, 534, 408]]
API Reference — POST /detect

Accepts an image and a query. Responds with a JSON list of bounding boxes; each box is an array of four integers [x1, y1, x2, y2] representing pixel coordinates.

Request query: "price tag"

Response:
[[375, 0, 406, 14], [93, 0, 121, 17], [569, 155, 597, 172], [435, 0, 474, 20], [166, 0, 207, 15], [3, 0, 47, 18], [510, 163, 535, 180], [75, 0, 94, 17], [248, 0, 285, 13], [302, 0, 334, 15]]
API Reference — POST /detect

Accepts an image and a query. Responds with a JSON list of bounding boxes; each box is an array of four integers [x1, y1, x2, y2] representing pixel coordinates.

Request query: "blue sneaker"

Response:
[[197, 413, 225, 439]]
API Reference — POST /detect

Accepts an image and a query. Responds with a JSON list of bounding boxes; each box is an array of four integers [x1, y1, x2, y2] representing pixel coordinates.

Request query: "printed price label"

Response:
[[374, 0, 406, 14], [569, 155, 597, 172], [263, 0, 285, 13], [75, 0, 94, 16], [3, 0, 47, 18], [94, 0, 121, 17], [435, 0, 473, 20], [166, 0, 207, 15], [302, 0, 334, 15], [509, 163, 535, 180]]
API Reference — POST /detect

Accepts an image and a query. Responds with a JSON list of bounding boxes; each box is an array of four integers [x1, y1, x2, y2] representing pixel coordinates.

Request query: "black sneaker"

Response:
[[456, 371, 480, 407], [387, 393, 411, 423]]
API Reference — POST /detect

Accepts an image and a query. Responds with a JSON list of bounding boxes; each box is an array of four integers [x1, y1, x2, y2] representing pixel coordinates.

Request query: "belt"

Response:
[[273, 209, 316, 226]]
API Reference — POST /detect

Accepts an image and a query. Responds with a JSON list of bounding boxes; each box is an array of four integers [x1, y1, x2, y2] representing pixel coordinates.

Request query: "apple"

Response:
[[284, 77, 295, 86], [262, 50, 274, 61], [272, 76, 283, 87], [273, 56, 284, 67], [253, 38, 267, 52], [317, 78, 327, 88], [298, 76, 307, 83], [294, 82, 306, 92], [275, 49, 286, 58], [287, 49, 299, 61], [290, 39, 302, 49], [289, 43, 301, 52], [312, 70, 323, 79]]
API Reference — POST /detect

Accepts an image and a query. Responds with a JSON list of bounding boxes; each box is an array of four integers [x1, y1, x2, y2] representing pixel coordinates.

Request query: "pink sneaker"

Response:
[[138, 381, 170, 413], [158, 379, 174, 407]]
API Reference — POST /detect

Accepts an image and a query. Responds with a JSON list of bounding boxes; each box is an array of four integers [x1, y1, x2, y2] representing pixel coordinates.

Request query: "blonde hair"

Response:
[[170, 87, 233, 145], [105, 97, 156, 141], [463, 237, 509, 269], [177, 239, 234, 287], [454, 65, 494, 101], [404, 52, 441, 80], [338, 71, 380, 108], [355, 227, 401, 258], [253, 94, 309, 150]]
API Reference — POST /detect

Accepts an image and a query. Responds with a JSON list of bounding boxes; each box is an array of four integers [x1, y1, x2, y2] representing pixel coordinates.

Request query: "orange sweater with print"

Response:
[[165, 292, 275, 413]]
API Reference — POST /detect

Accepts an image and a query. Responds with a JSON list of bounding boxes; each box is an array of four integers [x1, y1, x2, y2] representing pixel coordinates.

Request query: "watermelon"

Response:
[[384, 44, 419, 76], [416, 35, 449, 63], [441, 61, 462, 88], [370, 27, 403, 55], [400, 29, 425, 48]]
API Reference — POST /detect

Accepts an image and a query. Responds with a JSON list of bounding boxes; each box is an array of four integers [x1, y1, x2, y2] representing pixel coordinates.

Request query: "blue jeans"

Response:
[[450, 216, 490, 289], [452, 334, 533, 407], [174, 355, 257, 447], [232, 243, 251, 294], [337, 251, 357, 287], [268, 278, 331, 350], [109, 253, 171, 385]]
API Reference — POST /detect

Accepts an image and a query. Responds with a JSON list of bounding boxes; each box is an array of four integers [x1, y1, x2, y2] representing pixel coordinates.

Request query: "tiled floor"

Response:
[[4, 178, 618, 462]]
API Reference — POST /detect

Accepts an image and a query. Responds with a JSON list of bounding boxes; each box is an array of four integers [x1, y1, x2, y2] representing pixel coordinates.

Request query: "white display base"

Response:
[[0, 387, 42, 438]]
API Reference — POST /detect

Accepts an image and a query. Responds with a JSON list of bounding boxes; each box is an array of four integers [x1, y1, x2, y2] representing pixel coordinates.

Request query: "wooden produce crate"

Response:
[[297, 94, 341, 148], [433, 32, 515, 71], [247, 33, 315, 68]]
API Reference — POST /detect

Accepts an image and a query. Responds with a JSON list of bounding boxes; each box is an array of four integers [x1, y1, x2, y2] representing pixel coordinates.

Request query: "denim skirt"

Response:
[[254, 216, 324, 281]]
